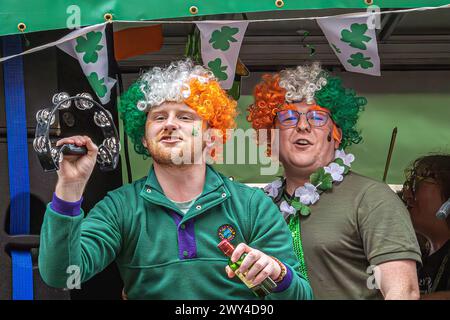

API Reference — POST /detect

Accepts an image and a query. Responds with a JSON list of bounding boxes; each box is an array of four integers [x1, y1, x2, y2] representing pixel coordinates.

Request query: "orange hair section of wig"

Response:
[[183, 78, 238, 144], [247, 74, 287, 130]]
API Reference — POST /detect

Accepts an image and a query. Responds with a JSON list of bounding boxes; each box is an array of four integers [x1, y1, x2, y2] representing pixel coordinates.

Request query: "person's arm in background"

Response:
[[226, 189, 313, 300], [38, 135, 122, 288]]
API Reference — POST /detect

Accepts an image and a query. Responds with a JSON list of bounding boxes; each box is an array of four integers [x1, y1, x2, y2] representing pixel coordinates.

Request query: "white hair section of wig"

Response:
[[136, 59, 216, 112], [278, 62, 328, 104]]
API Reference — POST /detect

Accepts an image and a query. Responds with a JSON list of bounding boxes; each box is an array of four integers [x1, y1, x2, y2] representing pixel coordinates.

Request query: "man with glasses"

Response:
[[247, 62, 421, 299], [402, 155, 450, 299]]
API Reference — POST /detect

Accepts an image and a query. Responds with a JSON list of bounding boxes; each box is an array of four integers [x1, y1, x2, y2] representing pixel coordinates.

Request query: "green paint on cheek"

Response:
[[192, 126, 199, 136]]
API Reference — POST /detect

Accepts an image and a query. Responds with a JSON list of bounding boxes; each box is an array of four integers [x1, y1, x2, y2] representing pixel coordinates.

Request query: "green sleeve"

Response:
[[38, 193, 123, 288], [357, 182, 422, 266], [246, 189, 313, 300]]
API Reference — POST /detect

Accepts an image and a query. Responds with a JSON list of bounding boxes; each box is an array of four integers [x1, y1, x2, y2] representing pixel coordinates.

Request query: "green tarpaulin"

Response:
[[0, 0, 449, 36]]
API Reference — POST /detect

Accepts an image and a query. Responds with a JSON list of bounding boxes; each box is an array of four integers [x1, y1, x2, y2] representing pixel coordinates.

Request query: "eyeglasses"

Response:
[[275, 109, 330, 129], [402, 173, 438, 203], [402, 178, 418, 204]]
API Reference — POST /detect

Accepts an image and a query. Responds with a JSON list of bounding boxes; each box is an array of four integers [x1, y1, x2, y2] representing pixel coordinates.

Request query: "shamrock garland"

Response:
[[265, 149, 354, 218], [264, 149, 355, 280]]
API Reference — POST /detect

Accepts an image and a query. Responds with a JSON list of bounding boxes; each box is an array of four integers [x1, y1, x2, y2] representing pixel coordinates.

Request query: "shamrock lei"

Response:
[[264, 149, 355, 280]]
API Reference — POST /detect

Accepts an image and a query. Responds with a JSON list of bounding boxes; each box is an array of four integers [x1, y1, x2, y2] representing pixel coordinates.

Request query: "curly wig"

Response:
[[247, 62, 367, 152], [118, 59, 237, 158]]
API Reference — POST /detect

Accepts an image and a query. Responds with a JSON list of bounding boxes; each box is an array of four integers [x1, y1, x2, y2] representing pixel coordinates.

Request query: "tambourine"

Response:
[[33, 92, 120, 172]]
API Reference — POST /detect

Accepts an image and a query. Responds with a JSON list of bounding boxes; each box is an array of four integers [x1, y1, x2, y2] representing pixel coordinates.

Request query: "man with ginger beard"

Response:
[[248, 62, 422, 299], [38, 59, 312, 299]]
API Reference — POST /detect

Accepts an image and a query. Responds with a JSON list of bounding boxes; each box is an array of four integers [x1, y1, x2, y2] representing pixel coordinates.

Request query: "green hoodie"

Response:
[[39, 165, 312, 300]]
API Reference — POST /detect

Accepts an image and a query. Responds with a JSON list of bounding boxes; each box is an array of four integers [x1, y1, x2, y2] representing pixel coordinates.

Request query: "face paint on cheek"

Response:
[[192, 125, 199, 137]]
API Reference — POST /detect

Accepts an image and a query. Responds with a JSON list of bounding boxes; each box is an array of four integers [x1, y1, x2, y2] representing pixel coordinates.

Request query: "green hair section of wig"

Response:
[[314, 76, 367, 149], [118, 81, 150, 158]]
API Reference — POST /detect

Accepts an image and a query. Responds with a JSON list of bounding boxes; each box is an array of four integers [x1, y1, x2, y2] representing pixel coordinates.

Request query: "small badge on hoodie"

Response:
[[217, 224, 236, 241]]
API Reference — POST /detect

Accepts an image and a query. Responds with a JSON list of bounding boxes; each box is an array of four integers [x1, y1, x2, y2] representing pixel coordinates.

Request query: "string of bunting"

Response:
[[0, 4, 448, 101]]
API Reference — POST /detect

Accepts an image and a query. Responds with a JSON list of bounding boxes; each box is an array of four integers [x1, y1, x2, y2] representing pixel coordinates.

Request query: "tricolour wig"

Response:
[[118, 59, 237, 158], [247, 62, 367, 152]]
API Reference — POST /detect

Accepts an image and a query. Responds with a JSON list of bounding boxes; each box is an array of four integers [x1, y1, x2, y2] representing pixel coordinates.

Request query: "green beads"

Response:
[[288, 215, 309, 282]]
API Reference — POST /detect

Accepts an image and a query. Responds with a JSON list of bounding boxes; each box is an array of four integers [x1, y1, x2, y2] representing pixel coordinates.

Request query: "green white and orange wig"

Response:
[[119, 59, 237, 158], [247, 62, 367, 154]]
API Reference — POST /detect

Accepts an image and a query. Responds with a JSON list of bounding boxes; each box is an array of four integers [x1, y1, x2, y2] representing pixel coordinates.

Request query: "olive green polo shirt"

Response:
[[276, 172, 421, 299]]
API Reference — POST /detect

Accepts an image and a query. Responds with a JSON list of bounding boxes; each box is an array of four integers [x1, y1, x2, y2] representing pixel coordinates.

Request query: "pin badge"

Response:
[[217, 224, 236, 241]]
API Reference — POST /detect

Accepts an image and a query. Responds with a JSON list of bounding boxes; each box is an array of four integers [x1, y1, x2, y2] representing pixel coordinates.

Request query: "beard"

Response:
[[146, 137, 206, 166], [147, 139, 180, 166]]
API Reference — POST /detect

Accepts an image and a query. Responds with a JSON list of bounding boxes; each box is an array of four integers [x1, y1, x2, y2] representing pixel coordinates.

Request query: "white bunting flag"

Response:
[[57, 25, 116, 104], [317, 16, 381, 76], [196, 21, 249, 89]]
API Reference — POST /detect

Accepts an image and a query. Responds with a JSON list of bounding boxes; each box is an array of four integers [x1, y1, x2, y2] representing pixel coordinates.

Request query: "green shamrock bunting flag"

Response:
[[195, 21, 249, 89], [317, 16, 380, 76], [57, 25, 116, 103]]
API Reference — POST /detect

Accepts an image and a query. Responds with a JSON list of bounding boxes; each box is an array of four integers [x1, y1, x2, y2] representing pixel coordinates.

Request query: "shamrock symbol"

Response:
[[331, 43, 341, 54], [340, 23, 371, 50], [291, 199, 311, 217], [347, 52, 374, 69], [208, 58, 228, 81], [209, 26, 239, 51], [75, 31, 104, 64], [310, 168, 333, 191], [87, 72, 107, 98]]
